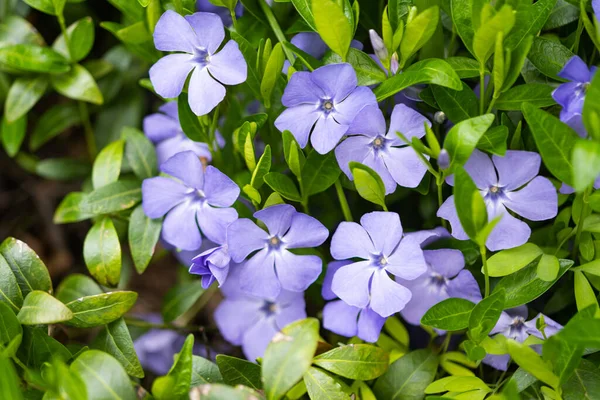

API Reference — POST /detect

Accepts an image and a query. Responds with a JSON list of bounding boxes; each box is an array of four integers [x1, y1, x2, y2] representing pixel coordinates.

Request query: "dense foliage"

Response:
[[1, 0, 600, 399]]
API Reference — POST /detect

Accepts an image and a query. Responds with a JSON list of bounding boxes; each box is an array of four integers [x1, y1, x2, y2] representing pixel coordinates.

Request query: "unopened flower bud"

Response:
[[369, 29, 389, 62], [434, 111, 446, 124], [390, 52, 399, 75], [438, 149, 450, 170]]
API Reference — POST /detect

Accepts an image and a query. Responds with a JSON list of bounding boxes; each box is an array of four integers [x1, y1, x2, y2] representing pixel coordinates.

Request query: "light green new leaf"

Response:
[[153, 334, 194, 400], [1, 113, 26, 157], [65, 291, 137, 328], [574, 271, 598, 311], [0, 302, 22, 351], [400, 6, 439, 65], [251, 145, 272, 189], [312, 0, 353, 60], [17, 290, 73, 325], [473, 5, 515, 64], [444, 114, 495, 172], [83, 217, 121, 287], [451, 0, 487, 56], [261, 42, 284, 108], [51, 64, 104, 104], [537, 253, 560, 282], [350, 162, 387, 210], [4, 75, 48, 123], [572, 139, 600, 192], [507, 340, 560, 389], [583, 65, 600, 140], [421, 298, 476, 331], [0, 356, 23, 400], [487, 243, 543, 277], [128, 205, 162, 274], [314, 344, 389, 380], [92, 139, 124, 189], [468, 289, 505, 343], [453, 166, 487, 241], [504, 0, 556, 50]]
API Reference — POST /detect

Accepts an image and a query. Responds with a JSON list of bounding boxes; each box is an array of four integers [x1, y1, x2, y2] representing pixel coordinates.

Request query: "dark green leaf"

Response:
[[178, 94, 209, 142], [55, 273, 102, 304], [53, 17, 95, 62], [17, 326, 71, 368], [264, 172, 302, 202], [507, 340, 559, 389], [291, 0, 316, 30], [128, 204, 162, 275], [562, 359, 600, 400], [477, 125, 508, 156], [71, 350, 136, 400], [301, 150, 341, 197], [191, 356, 223, 386], [1, 113, 26, 157], [0, 237, 52, 297], [314, 344, 389, 380], [431, 82, 478, 123], [80, 179, 142, 215], [0, 302, 22, 350], [505, 0, 556, 50], [451, 0, 486, 56], [17, 290, 73, 325], [527, 37, 574, 80], [495, 83, 556, 110], [421, 298, 476, 330], [468, 289, 505, 343], [542, 335, 583, 385], [444, 114, 495, 171], [230, 31, 262, 99], [0, 44, 69, 73], [51, 64, 104, 104], [325, 47, 387, 85], [29, 103, 81, 150], [445, 56, 484, 79], [36, 157, 91, 181], [216, 354, 262, 389], [122, 127, 157, 180], [0, 254, 22, 312], [65, 291, 137, 328], [453, 165, 488, 240], [94, 318, 144, 378], [162, 281, 205, 323], [4, 75, 47, 123]]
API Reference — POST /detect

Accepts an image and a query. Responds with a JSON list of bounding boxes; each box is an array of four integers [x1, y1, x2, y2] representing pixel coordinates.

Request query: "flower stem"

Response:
[[230, 9, 238, 31], [480, 243, 490, 297], [572, 188, 591, 261], [479, 69, 485, 115], [335, 179, 353, 222], [258, 0, 295, 63], [436, 174, 448, 229]]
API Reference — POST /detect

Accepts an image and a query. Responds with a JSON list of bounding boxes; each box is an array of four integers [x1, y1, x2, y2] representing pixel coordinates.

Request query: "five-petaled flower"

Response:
[[552, 55, 596, 137], [275, 63, 377, 154], [322, 261, 386, 342], [142, 150, 239, 251], [150, 10, 247, 116], [214, 265, 306, 362], [227, 204, 328, 298], [189, 243, 231, 288], [330, 211, 428, 317], [335, 104, 430, 194], [437, 149, 557, 251]]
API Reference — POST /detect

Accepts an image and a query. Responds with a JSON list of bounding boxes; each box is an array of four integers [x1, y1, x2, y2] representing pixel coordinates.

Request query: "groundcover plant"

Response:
[[2, 0, 600, 398]]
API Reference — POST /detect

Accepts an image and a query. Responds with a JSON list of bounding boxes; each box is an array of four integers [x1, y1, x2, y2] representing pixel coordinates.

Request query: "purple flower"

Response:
[[595, 0, 600, 20], [189, 243, 231, 288], [274, 63, 377, 154], [227, 204, 328, 298], [214, 265, 306, 361], [483, 306, 562, 370], [322, 261, 386, 342], [437, 150, 558, 251], [398, 247, 482, 326], [330, 211, 428, 317], [335, 104, 430, 193], [149, 11, 247, 116], [552, 56, 596, 137], [142, 151, 239, 251]]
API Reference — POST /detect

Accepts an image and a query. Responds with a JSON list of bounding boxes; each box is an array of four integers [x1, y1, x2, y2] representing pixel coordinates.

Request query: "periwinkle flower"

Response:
[[369, 30, 388, 62], [552, 56, 596, 137], [275, 63, 377, 154], [483, 306, 562, 371], [330, 211, 428, 317], [437, 149, 558, 251], [227, 204, 328, 298], [335, 104, 430, 193], [322, 261, 386, 342], [215, 266, 306, 361], [189, 243, 230, 288], [142, 150, 239, 251], [149, 11, 247, 116]]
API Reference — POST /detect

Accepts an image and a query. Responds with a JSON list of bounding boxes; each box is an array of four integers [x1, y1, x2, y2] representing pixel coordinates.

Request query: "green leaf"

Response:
[[17, 290, 72, 325], [312, 0, 352, 60], [421, 298, 476, 331], [324, 48, 388, 85], [537, 253, 560, 282], [583, 68, 600, 141], [0, 302, 22, 350], [507, 340, 559, 389], [426, 376, 490, 394], [83, 217, 122, 287], [492, 258, 573, 308], [283, 130, 305, 177], [522, 103, 579, 186], [1, 113, 26, 157], [122, 127, 157, 180], [373, 349, 438, 400], [189, 384, 264, 400], [304, 366, 353, 400], [178, 94, 210, 142], [162, 280, 205, 323], [244, 132, 256, 172], [527, 36, 574, 80], [444, 114, 495, 172], [230, 31, 262, 100], [431, 82, 478, 123], [468, 288, 505, 343], [502, 35, 534, 92], [17, 326, 71, 368], [264, 172, 302, 202], [301, 150, 341, 197], [574, 271, 598, 311], [29, 103, 81, 151], [0, 44, 69, 73], [291, 0, 317, 31], [562, 359, 600, 399], [505, 0, 556, 50], [350, 162, 387, 210], [4, 75, 48, 123], [80, 179, 142, 215], [453, 165, 487, 241], [495, 83, 556, 110], [0, 237, 52, 297], [216, 354, 262, 389], [314, 344, 389, 380], [92, 140, 124, 189], [55, 273, 102, 304], [53, 192, 94, 223], [51, 64, 104, 104], [0, 254, 22, 312], [128, 204, 162, 275], [477, 125, 508, 156], [542, 335, 583, 385], [94, 318, 144, 378], [251, 145, 272, 189], [71, 350, 136, 400], [261, 42, 284, 108], [493, 32, 505, 98], [445, 57, 482, 79], [374, 58, 462, 102], [191, 356, 223, 386], [35, 157, 91, 181], [153, 334, 194, 400], [487, 243, 544, 277], [0, 15, 44, 46], [65, 291, 137, 328], [573, 140, 600, 192], [451, 0, 486, 56], [0, 356, 23, 400], [263, 318, 319, 400], [400, 6, 439, 64], [53, 17, 95, 62]]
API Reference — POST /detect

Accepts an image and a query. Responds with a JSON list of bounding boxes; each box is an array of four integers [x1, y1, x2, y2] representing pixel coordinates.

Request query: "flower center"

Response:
[[372, 136, 386, 150], [508, 316, 526, 335], [196, 189, 206, 199], [320, 99, 335, 114], [429, 273, 447, 287], [268, 236, 282, 250], [261, 301, 279, 316], [373, 254, 388, 268], [192, 48, 211, 67]]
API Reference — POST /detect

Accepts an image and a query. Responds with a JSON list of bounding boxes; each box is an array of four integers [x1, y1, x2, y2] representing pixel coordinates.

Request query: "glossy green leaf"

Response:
[[251, 145, 272, 189], [583, 70, 600, 141], [504, 0, 556, 50], [0, 356, 23, 400], [0, 44, 69, 73], [0, 237, 52, 297], [0, 254, 22, 312], [178, 94, 209, 142], [468, 289, 505, 343], [264, 172, 302, 202], [350, 162, 387, 210], [487, 243, 543, 277], [507, 340, 559, 389], [51, 64, 103, 104], [304, 366, 352, 400], [263, 318, 319, 400], [445, 57, 482, 79], [65, 291, 137, 328], [495, 83, 556, 110], [4, 75, 47, 123], [574, 271, 598, 311], [80, 179, 142, 215], [53, 17, 95, 62], [1, 113, 26, 157], [153, 334, 194, 400], [92, 140, 124, 189], [562, 359, 600, 399], [477, 125, 508, 156], [324, 48, 388, 85], [35, 157, 91, 181], [191, 356, 223, 386], [55, 273, 102, 304], [537, 253, 560, 282], [522, 103, 578, 186], [373, 349, 438, 400], [17, 291, 72, 325], [527, 37, 574, 80], [261, 42, 284, 108], [400, 6, 439, 64], [83, 217, 122, 287], [444, 114, 495, 172], [0, 15, 44, 46], [230, 31, 262, 99], [312, 0, 352, 60], [17, 326, 71, 368], [0, 302, 22, 350], [421, 298, 476, 330], [502, 35, 534, 92], [53, 192, 94, 224], [573, 139, 600, 192], [291, 0, 317, 31], [374, 58, 462, 101], [128, 204, 162, 275], [216, 354, 262, 390], [122, 127, 157, 180], [94, 318, 144, 378], [453, 165, 488, 240], [314, 344, 389, 380], [162, 280, 205, 323], [29, 103, 81, 151], [431, 82, 478, 123], [542, 335, 583, 385], [301, 150, 341, 197], [71, 350, 136, 400], [451, 0, 486, 56]]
